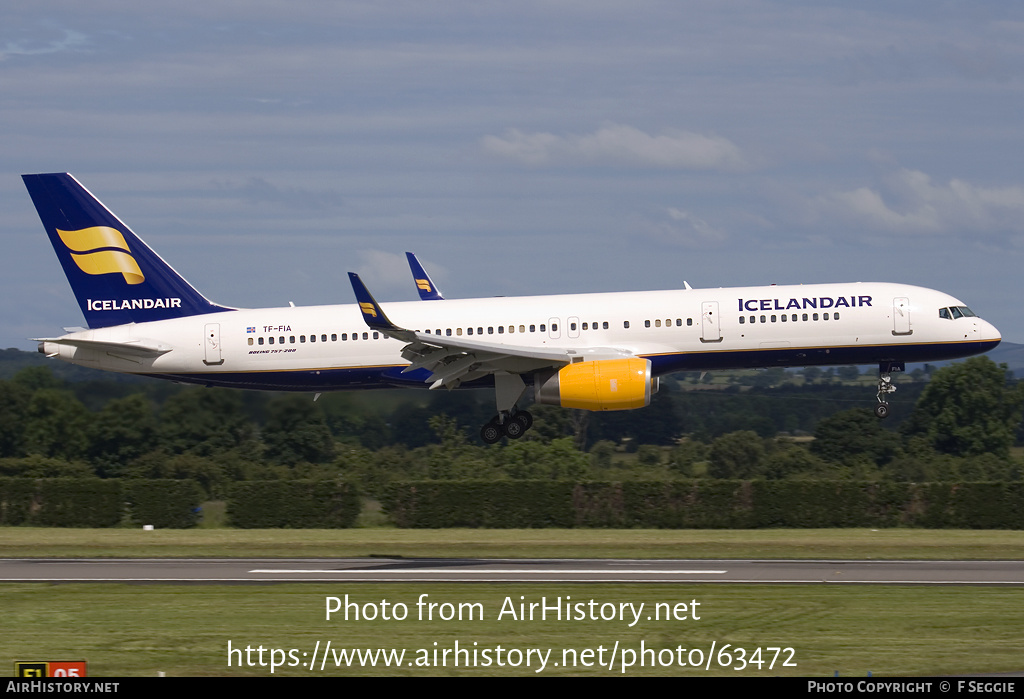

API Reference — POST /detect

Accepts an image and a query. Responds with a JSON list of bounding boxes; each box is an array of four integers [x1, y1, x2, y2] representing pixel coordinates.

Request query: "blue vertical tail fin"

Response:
[[23, 173, 233, 329], [405, 251, 444, 300]]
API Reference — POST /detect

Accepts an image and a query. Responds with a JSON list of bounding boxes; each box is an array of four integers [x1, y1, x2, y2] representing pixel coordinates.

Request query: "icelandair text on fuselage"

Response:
[[87, 298, 181, 312], [738, 295, 872, 312]]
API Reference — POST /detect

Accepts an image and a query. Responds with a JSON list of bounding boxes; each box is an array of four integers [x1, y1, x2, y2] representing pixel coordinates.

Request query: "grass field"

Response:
[[3, 527, 1024, 559], [2, 582, 1022, 676], [3, 528, 1023, 677]]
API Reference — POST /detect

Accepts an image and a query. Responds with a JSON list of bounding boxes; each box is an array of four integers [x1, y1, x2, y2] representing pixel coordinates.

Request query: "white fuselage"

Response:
[[41, 281, 1001, 392]]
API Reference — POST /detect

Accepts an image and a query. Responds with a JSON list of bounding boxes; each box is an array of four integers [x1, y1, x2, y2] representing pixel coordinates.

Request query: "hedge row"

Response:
[[0, 478, 202, 528], [381, 480, 1024, 529], [228, 480, 360, 528]]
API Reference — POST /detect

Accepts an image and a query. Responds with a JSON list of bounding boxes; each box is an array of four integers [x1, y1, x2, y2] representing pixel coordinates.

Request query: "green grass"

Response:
[[2, 583, 1021, 676], [4, 527, 1024, 559]]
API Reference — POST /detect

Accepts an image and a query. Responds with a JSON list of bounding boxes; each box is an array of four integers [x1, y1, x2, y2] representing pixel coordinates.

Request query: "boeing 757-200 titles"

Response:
[[23, 173, 1001, 443]]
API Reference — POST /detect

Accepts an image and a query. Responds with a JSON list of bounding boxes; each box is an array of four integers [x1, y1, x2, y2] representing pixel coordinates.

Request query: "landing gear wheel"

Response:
[[516, 410, 533, 431], [503, 414, 528, 440], [874, 402, 890, 419], [480, 420, 502, 444]]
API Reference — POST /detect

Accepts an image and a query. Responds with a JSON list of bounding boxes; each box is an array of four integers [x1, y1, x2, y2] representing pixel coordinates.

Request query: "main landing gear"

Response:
[[874, 361, 904, 419], [480, 409, 534, 444], [479, 372, 534, 444]]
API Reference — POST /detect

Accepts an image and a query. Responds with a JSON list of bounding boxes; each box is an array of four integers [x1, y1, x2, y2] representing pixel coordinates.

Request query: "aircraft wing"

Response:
[[348, 273, 633, 388]]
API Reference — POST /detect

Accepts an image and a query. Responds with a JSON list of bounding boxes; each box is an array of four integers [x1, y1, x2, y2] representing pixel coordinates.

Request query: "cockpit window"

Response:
[[940, 306, 977, 320]]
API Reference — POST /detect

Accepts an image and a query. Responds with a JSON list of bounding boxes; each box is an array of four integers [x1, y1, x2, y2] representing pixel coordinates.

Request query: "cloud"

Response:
[[481, 124, 747, 171], [1, 29, 88, 60], [632, 207, 728, 249], [817, 168, 1024, 236]]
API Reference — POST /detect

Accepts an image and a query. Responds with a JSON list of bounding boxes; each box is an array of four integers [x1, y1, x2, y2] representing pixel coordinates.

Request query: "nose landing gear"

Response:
[[874, 361, 904, 419]]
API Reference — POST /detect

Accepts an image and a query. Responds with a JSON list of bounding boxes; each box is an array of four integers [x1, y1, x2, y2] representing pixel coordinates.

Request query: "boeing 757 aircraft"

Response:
[[23, 173, 1001, 443]]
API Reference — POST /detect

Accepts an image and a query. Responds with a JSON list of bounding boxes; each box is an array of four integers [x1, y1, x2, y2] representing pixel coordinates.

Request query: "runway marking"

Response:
[[248, 568, 729, 575]]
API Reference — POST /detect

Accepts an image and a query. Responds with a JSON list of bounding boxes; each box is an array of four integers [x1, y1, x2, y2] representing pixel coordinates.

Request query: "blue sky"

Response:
[[2, 1, 1022, 348]]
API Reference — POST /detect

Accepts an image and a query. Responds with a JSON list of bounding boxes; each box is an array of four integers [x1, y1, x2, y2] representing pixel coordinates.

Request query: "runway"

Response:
[[3, 558, 1024, 584]]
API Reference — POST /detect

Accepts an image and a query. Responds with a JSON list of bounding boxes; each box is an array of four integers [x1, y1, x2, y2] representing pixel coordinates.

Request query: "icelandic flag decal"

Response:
[[246, 327, 256, 333]]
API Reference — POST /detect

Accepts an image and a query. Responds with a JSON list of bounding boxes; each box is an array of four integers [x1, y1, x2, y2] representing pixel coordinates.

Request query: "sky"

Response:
[[2, 1, 1023, 350]]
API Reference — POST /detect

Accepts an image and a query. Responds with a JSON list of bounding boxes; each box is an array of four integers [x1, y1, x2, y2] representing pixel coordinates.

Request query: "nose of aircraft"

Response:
[[978, 318, 1001, 348]]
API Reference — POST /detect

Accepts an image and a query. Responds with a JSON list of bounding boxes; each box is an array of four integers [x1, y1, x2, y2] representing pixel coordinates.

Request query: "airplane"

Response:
[[23, 172, 1002, 443]]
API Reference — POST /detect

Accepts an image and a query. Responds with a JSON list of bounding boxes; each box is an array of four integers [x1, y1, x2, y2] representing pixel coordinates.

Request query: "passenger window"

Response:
[[552, 324, 558, 331], [582, 323, 588, 330], [833, 313, 839, 320], [467, 327, 473, 335], [760, 315, 766, 323], [478, 327, 483, 335], [749, 316, 754, 324], [655, 320, 661, 328], [603, 322, 609, 329], [530, 325, 535, 332], [258, 337, 264, 345], [791, 314, 797, 322], [781, 315, 787, 322], [498, 326, 504, 334], [373, 332, 379, 339], [446, 329, 452, 336], [457, 328, 463, 336], [813, 313, 819, 321], [823, 313, 829, 321], [508, 326, 514, 334], [321, 334, 326, 342], [540, 324, 546, 332], [771, 315, 776, 323], [687, 318, 693, 326], [248, 338, 254, 345], [802, 313, 808, 321], [341, 334, 347, 341], [519, 325, 525, 333], [644, 320, 651, 328], [280, 336, 285, 344], [570, 323, 577, 331], [290, 336, 296, 343], [332, 334, 338, 341], [739, 316, 745, 324], [623, 321, 629, 329], [300, 335, 306, 343], [269, 337, 275, 345], [488, 327, 494, 334], [362, 332, 368, 340]]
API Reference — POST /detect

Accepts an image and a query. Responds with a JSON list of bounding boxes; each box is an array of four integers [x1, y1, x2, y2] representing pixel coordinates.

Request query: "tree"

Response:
[[707, 431, 765, 478], [261, 394, 335, 465], [901, 357, 1024, 458], [811, 408, 900, 466]]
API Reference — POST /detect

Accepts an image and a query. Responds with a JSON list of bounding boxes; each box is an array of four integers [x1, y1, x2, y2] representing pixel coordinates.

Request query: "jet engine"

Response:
[[534, 357, 658, 411]]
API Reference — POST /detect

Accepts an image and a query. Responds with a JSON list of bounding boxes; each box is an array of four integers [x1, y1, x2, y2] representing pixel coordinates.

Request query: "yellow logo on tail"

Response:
[[57, 227, 145, 285], [359, 302, 378, 318], [415, 278, 432, 292]]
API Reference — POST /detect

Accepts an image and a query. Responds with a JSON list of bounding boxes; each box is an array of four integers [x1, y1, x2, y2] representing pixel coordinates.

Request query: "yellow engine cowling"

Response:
[[535, 358, 658, 411]]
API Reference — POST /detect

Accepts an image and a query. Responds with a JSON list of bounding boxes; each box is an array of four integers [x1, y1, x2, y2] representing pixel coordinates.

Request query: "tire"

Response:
[[503, 415, 526, 439], [480, 421, 502, 444], [874, 403, 890, 419]]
